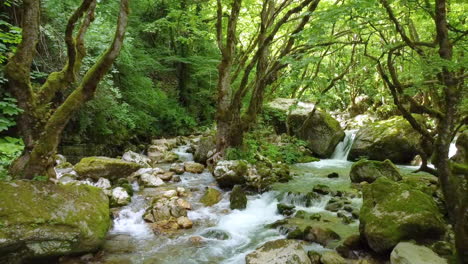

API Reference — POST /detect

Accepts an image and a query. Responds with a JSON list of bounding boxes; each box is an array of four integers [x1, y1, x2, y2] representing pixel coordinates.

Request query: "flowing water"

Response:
[[101, 130, 430, 263]]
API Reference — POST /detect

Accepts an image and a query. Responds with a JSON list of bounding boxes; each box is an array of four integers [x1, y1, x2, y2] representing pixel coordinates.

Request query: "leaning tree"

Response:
[[5, 0, 130, 178], [362, 0, 467, 260]]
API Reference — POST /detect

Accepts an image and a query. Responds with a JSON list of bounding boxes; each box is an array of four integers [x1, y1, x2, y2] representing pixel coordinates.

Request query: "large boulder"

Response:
[[0, 181, 110, 263], [349, 159, 402, 183], [194, 135, 216, 164], [360, 177, 446, 253], [390, 242, 448, 264], [245, 239, 311, 264], [75, 157, 141, 182], [349, 115, 424, 163], [264, 98, 345, 158], [213, 160, 248, 188]]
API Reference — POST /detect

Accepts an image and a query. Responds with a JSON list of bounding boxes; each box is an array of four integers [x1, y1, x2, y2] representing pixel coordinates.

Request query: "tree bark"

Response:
[[6, 0, 130, 179]]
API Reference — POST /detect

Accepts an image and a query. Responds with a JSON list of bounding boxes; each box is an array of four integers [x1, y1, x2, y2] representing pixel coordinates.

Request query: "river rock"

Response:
[[360, 177, 446, 253], [349, 115, 424, 163], [200, 187, 222, 206], [230, 185, 247, 210], [176, 198, 192, 210], [75, 156, 141, 182], [159, 172, 174, 181], [320, 251, 346, 264], [264, 98, 345, 158], [245, 239, 311, 264], [277, 203, 295, 216], [144, 197, 188, 223], [213, 160, 248, 188], [147, 145, 167, 163], [194, 135, 216, 164], [0, 181, 110, 263], [122, 151, 152, 167], [110, 187, 131, 207], [152, 138, 178, 150], [140, 173, 164, 187], [390, 242, 448, 264], [177, 216, 193, 229], [95, 177, 112, 190], [184, 161, 205, 173], [170, 163, 185, 174], [303, 226, 341, 246], [349, 159, 402, 183], [246, 162, 292, 191]]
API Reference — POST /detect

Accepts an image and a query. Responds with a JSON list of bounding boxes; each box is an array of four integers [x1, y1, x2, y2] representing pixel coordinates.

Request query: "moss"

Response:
[[0, 181, 110, 260], [360, 177, 446, 253], [74, 156, 141, 181], [199, 187, 222, 206]]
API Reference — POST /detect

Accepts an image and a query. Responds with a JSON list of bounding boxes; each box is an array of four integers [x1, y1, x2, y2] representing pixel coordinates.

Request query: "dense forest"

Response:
[[0, 0, 466, 263]]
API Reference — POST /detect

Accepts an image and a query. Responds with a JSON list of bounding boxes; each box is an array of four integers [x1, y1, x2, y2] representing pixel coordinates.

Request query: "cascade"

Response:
[[331, 130, 358, 160]]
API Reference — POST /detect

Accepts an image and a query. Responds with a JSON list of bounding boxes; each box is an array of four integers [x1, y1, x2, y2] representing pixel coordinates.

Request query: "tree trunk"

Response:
[[433, 0, 467, 261], [6, 0, 130, 179]]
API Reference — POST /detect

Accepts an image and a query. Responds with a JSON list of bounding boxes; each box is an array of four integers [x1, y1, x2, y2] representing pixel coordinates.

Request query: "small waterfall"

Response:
[[449, 142, 457, 158], [331, 130, 358, 160]]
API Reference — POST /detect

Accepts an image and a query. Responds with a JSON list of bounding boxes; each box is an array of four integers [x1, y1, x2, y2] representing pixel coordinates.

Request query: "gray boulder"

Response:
[[349, 115, 424, 163], [350, 159, 402, 183], [264, 98, 344, 158], [194, 135, 216, 164]]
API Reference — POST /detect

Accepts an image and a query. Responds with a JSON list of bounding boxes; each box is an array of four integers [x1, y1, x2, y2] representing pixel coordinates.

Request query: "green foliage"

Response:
[[32, 175, 49, 182], [226, 128, 318, 165], [0, 93, 22, 132], [0, 16, 21, 63], [0, 136, 23, 180]]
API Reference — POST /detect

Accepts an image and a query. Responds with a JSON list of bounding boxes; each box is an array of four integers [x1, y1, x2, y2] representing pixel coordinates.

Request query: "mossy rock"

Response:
[[74, 156, 142, 182], [349, 115, 425, 164], [213, 160, 248, 188], [230, 185, 247, 210], [264, 98, 344, 158], [0, 181, 110, 263], [199, 188, 222, 206], [245, 239, 311, 264], [194, 135, 216, 164], [360, 177, 446, 253], [349, 159, 402, 183]]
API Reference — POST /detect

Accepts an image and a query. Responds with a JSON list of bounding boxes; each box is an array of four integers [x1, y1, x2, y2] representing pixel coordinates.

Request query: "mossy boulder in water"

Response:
[[245, 239, 311, 264], [200, 187, 222, 206], [349, 159, 402, 183], [290, 110, 345, 158], [230, 185, 247, 210], [264, 98, 345, 158], [213, 160, 248, 188], [75, 156, 141, 182], [0, 181, 110, 263], [349, 115, 424, 164], [359, 177, 446, 253]]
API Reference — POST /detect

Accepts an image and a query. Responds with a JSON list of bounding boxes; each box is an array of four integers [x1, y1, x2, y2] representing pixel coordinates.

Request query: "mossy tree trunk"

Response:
[[214, 0, 320, 156], [5, 0, 130, 179]]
